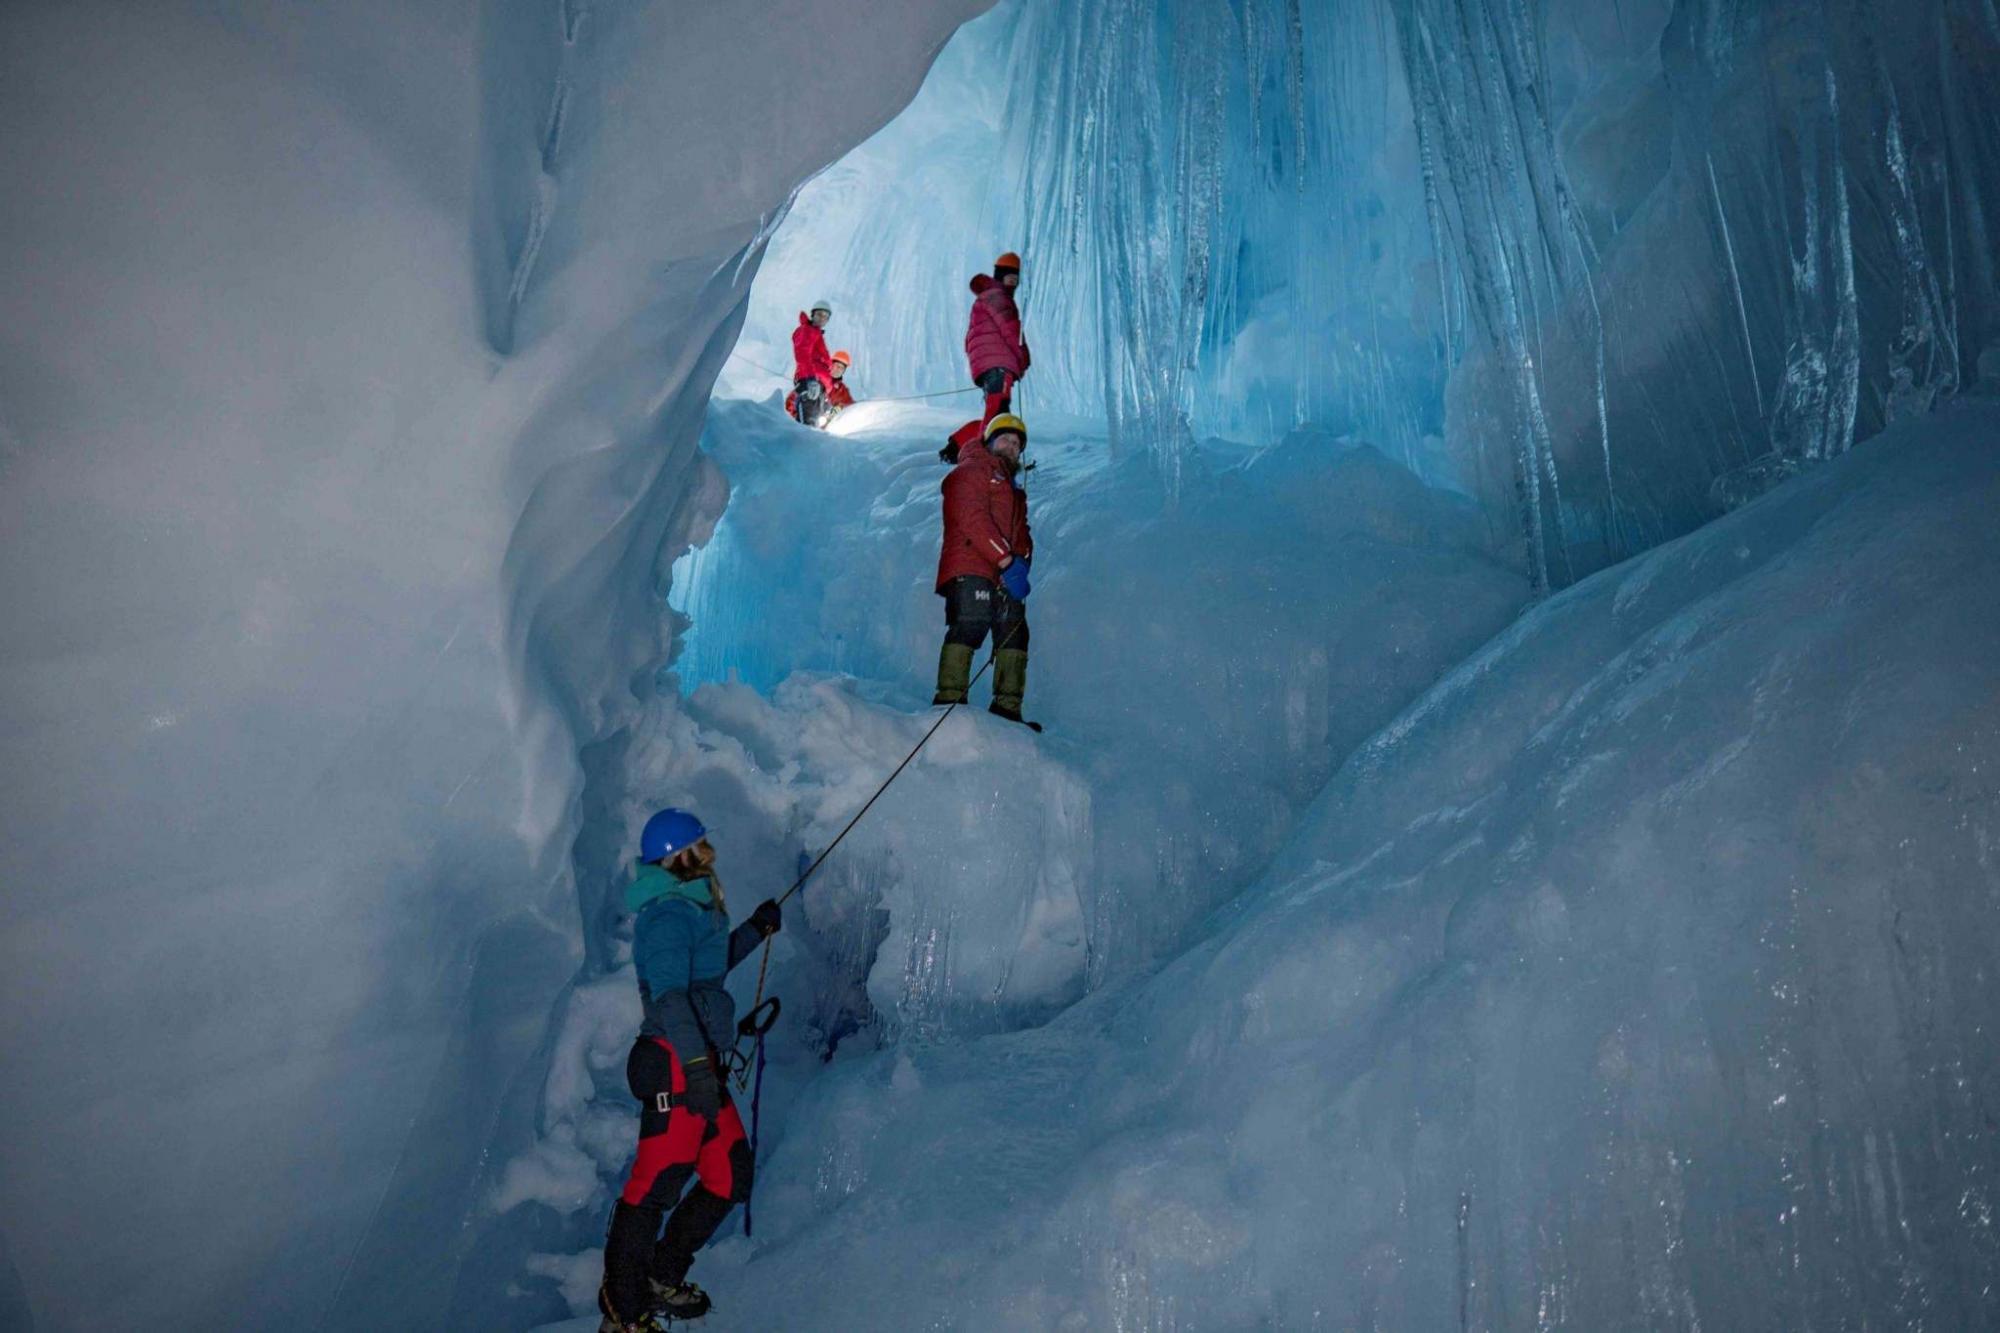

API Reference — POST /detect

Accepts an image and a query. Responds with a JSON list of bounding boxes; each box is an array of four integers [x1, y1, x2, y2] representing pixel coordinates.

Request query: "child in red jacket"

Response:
[[827, 351, 856, 412]]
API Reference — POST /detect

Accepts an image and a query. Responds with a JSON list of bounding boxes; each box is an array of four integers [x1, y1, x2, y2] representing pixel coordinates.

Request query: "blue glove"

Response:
[[999, 559, 1031, 601]]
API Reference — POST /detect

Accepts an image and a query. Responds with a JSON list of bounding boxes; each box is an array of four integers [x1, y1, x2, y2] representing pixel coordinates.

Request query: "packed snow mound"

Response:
[[639, 675, 1095, 1039], [505, 675, 1091, 1172], [670, 399, 1529, 981], [502, 396, 1528, 1323], [633, 404, 2000, 1330]]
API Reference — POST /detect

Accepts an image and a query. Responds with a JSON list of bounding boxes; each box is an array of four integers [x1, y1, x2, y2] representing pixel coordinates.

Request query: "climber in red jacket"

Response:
[[944, 253, 1030, 461], [787, 350, 855, 425], [791, 299, 834, 428], [933, 413, 1038, 729]]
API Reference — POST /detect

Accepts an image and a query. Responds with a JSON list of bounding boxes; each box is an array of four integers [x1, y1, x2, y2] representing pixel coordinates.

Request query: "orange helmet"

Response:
[[831, 350, 852, 369], [994, 251, 1022, 273]]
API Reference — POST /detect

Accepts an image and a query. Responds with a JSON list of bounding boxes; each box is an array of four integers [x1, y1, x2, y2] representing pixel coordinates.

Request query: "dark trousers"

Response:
[[942, 575, 1029, 652], [601, 1038, 754, 1319], [793, 377, 827, 428], [947, 369, 1019, 453], [977, 367, 1016, 427]]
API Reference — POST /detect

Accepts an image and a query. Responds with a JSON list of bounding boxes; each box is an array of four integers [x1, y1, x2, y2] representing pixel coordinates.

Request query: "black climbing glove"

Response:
[[748, 898, 782, 939], [678, 1056, 723, 1118]]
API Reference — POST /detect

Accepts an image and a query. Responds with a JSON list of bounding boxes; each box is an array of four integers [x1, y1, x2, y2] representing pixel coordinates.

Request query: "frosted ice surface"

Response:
[[594, 404, 1995, 1332], [501, 391, 1526, 1324], [8, 0, 1999, 1328]]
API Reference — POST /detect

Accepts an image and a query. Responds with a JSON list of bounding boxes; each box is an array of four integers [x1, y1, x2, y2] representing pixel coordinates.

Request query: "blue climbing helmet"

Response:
[[640, 807, 707, 863]]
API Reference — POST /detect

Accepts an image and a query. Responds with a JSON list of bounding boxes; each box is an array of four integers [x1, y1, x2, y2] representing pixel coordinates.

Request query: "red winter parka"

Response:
[[936, 440, 1032, 591], [964, 275, 1030, 382], [792, 314, 833, 390]]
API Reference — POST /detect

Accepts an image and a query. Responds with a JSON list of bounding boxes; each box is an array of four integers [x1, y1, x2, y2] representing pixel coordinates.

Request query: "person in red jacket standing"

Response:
[[791, 299, 834, 427], [933, 413, 1039, 729], [786, 350, 855, 426], [944, 253, 1030, 461]]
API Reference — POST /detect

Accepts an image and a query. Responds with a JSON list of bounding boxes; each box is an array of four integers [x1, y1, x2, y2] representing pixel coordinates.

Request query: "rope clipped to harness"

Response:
[[742, 1029, 769, 1237], [727, 621, 1025, 1236]]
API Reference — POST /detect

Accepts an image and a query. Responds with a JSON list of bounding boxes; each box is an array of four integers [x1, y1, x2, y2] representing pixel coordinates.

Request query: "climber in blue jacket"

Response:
[[599, 808, 781, 1333]]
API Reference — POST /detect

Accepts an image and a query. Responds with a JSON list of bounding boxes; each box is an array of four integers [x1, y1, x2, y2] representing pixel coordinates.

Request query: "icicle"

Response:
[[1825, 63, 1861, 461], [1708, 150, 1766, 417], [1878, 71, 1958, 422]]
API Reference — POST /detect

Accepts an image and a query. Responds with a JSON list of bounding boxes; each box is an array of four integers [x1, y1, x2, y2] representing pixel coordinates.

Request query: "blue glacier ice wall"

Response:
[[508, 394, 2000, 1331], [0, 2, 984, 1330], [1399, 0, 2000, 588], [666, 403, 1527, 984], [737, 0, 1448, 482], [746, 0, 2000, 581], [6, 0, 1997, 1329], [494, 396, 1529, 1325]]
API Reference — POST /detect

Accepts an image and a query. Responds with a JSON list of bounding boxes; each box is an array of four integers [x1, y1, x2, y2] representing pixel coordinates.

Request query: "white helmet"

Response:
[[810, 298, 833, 316]]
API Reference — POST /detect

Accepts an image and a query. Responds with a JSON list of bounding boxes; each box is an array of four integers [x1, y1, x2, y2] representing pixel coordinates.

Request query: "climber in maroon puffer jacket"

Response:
[[944, 252, 1031, 460]]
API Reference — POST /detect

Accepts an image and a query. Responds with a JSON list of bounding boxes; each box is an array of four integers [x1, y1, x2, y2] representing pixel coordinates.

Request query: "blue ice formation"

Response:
[[2, 1, 1997, 1330]]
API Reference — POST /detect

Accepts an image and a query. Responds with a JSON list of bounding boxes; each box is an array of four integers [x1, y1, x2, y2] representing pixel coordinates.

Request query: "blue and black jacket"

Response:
[[627, 864, 764, 1061]]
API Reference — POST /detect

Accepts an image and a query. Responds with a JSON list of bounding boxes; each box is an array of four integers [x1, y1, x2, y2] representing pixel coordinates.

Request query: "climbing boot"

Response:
[[598, 1313, 668, 1333], [933, 642, 973, 705], [599, 1283, 669, 1333], [648, 1278, 713, 1321], [988, 649, 1040, 730]]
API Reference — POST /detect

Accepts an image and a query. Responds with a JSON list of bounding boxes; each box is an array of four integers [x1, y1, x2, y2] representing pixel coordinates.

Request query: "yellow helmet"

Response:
[[984, 413, 1027, 446]]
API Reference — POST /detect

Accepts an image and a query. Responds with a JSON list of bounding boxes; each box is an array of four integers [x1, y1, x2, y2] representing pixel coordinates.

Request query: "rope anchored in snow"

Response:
[[731, 622, 1021, 1235], [731, 623, 1024, 1028], [775, 619, 1023, 911], [742, 1029, 769, 1237]]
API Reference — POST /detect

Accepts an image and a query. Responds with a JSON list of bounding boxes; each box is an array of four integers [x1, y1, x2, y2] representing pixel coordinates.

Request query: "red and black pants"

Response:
[[947, 368, 1019, 452], [601, 1037, 753, 1320]]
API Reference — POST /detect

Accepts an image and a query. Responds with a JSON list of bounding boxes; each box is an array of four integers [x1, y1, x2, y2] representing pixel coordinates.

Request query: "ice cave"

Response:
[[1, 1, 1997, 1329]]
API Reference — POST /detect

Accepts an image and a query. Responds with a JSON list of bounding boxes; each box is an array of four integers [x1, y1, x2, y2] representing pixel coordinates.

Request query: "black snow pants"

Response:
[[793, 377, 828, 429], [942, 574, 1029, 653]]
